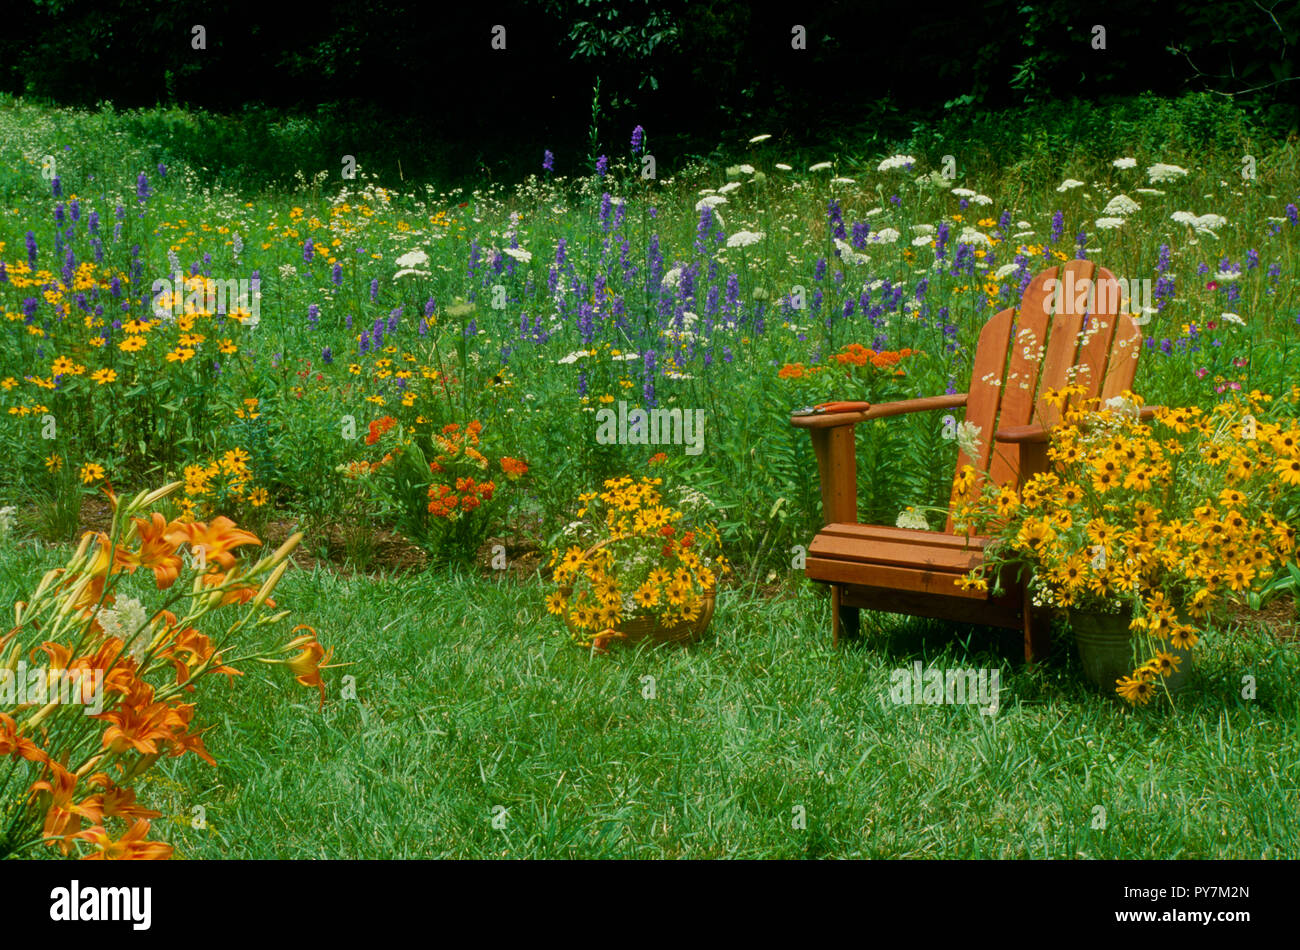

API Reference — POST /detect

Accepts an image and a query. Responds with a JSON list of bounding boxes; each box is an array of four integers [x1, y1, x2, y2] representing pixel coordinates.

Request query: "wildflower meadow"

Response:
[[1, 3, 1299, 881]]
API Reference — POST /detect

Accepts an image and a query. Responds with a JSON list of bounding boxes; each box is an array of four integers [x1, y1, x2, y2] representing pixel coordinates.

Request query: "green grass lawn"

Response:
[[4, 538, 1293, 859]]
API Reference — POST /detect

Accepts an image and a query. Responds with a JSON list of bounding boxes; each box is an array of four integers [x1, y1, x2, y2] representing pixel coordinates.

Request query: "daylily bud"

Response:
[[26, 699, 62, 729], [139, 481, 184, 508], [268, 531, 303, 568], [252, 561, 289, 607]]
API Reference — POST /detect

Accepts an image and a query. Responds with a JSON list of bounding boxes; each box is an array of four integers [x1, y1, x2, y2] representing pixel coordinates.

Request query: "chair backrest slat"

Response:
[[1035, 259, 1093, 429], [986, 266, 1057, 489], [945, 306, 1014, 529], [1099, 312, 1142, 400], [1071, 265, 1123, 405]]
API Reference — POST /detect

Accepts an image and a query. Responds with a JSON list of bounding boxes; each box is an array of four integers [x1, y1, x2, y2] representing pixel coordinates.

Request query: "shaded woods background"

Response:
[[2, 0, 1296, 185]]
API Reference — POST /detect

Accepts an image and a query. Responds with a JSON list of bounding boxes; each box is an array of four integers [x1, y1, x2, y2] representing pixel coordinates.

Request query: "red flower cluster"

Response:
[[427, 477, 496, 518]]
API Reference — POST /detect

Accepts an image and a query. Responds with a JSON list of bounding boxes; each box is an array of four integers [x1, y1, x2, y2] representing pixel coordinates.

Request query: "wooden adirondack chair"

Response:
[[791, 261, 1145, 662]]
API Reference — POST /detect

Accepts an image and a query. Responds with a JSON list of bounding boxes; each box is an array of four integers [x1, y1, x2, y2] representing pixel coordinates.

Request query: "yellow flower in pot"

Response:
[[546, 476, 730, 650]]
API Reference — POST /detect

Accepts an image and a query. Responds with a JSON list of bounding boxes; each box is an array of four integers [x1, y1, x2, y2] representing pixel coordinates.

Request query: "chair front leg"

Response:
[[808, 424, 858, 527], [831, 585, 861, 647], [1022, 586, 1049, 665]]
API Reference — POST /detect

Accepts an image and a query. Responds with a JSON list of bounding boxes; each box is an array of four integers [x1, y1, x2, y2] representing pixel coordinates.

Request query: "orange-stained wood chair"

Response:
[[791, 261, 1145, 662]]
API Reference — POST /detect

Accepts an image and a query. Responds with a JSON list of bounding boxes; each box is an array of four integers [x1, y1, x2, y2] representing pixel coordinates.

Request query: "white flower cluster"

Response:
[[1102, 194, 1140, 216], [895, 508, 929, 530], [726, 230, 764, 248], [1147, 163, 1189, 183], [393, 248, 431, 281], [955, 421, 983, 460], [877, 154, 916, 172], [1171, 211, 1227, 234], [97, 597, 153, 662], [833, 238, 870, 264]]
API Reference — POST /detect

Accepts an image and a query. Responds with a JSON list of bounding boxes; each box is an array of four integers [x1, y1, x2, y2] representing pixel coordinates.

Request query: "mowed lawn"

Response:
[[3, 540, 1294, 859]]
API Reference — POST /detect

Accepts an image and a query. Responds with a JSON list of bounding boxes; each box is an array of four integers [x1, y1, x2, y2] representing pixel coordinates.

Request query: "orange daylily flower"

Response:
[[285, 626, 332, 709], [0, 712, 47, 764], [30, 761, 90, 848], [129, 513, 185, 588], [75, 775, 163, 826], [169, 516, 261, 571], [75, 819, 174, 860]]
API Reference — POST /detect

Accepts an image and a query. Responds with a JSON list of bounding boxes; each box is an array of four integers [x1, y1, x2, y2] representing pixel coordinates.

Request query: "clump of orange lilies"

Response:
[[1, 482, 334, 860]]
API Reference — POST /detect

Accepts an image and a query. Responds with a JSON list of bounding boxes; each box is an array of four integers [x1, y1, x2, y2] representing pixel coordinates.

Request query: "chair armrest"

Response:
[[995, 406, 1159, 444], [995, 424, 1050, 444], [791, 393, 968, 430]]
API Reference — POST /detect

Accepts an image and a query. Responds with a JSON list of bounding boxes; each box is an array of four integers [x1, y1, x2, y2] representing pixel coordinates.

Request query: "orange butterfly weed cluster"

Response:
[[1, 482, 332, 859], [778, 344, 920, 381]]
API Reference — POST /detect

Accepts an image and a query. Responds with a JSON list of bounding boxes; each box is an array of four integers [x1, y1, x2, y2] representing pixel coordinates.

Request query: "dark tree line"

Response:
[[2, 0, 1295, 173]]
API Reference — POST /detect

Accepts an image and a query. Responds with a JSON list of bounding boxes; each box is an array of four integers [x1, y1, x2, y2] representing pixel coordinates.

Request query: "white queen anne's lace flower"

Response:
[[1102, 194, 1140, 216], [1112, 157, 1137, 169], [1056, 179, 1086, 192], [895, 508, 930, 530], [97, 597, 152, 662], [955, 422, 983, 460], [877, 154, 916, 172], [1147, 163, 1189, 183], [833, 238, 869, 264], [395, 249, 429, 269], [725, 230, 764, 248]]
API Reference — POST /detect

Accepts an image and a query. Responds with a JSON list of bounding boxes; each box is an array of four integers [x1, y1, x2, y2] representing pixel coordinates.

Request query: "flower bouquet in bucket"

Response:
[[546, 476, 730, 650], [954, 388, 1299, 704]]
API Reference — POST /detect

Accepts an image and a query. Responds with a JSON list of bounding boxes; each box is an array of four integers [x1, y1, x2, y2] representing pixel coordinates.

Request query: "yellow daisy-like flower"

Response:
[[90, 368, 117, 385], [119, 336, 147, 352], [79, 462, 105, 484], [545, 591, 568, 616], [1116, 672, 1157, 705]]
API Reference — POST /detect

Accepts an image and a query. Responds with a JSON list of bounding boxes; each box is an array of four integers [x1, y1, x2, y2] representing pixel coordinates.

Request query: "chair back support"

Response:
[[946, 261, 1143, 528]]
